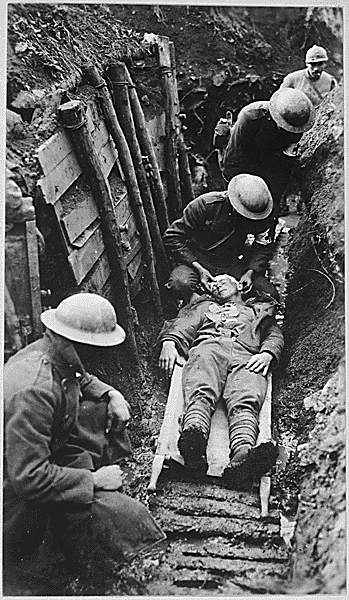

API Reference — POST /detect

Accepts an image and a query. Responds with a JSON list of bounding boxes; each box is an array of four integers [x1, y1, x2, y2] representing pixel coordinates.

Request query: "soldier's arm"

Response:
[[5, 386, 95, 504]]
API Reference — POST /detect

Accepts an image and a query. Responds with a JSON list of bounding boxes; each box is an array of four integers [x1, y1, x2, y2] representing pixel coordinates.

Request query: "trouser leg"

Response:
[[222, 344, 267, 459], [181, 341, 229, 439], [179, 340, 230, 473], [222, 344, 278, 490]]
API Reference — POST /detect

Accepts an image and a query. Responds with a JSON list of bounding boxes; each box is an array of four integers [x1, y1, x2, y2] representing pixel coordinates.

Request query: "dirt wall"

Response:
[[274, 83, 345, 593]]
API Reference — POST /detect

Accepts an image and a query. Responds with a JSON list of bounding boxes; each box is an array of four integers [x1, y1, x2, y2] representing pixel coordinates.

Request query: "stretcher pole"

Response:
[[148, 362, 184, 492], [256, 373, 273, 517]]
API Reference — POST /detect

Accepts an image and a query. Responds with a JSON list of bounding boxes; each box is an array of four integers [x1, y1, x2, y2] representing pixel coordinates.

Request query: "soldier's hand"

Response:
[[240, 270, 253, 294], [245, 352, 272, 376], [159, 340, 179, 378], [106, 390, 131, 435], [93, 465, 123, 491], [193, 262, 215, 292]]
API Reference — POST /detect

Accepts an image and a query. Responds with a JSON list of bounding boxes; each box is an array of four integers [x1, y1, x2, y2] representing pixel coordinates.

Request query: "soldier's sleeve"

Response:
[[260, 317, 284, 365], [221, 108, 260, 181], [279, 73, 295, 89], [163, 195, 208, 264], [247, 228, 274, 274], [5, 386, 95, 504], [157, 299, 207, 358], [79, 371, 114, 402]]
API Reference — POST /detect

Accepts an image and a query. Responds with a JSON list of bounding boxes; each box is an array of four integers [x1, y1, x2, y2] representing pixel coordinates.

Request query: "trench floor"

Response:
[[137, 215, 300, 596]]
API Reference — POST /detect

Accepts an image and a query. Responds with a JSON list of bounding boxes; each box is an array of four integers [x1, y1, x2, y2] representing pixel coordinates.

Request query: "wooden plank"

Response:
[[67, 225, 105, 285], [70, 218, 100, 249], [37, 153, 82, 206], [36, 132, 75, 177], [130, 261, 144, 298], [121, 214, 138, 247], [61, 199, 99, 244], [114, 192, 131, 226], [127, 248, 142, 280], [146, 114, 166, 172], [37, 137, 118, 206], [80, 250, 111, 290], [98, 137, 118, 178], [25, 220, 42, 339], [124, 238, 142, 266]]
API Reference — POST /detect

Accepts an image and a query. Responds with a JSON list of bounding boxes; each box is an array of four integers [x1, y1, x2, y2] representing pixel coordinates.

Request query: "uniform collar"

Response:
[[42, 329, 86, 380]]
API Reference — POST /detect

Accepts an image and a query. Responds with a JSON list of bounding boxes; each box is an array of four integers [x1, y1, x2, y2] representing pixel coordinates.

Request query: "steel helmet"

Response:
[[40, 293, 126, 346], [305, 45, 328, 63], [269, 88, 315, 134], [227, 174, 273, 220]]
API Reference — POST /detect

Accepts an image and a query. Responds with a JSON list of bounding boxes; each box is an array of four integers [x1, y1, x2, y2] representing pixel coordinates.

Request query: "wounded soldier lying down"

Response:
[[158, 274, 284, 491]]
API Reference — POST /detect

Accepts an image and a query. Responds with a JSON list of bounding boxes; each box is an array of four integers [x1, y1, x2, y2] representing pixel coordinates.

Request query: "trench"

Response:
[[5, 5, 344, 596]]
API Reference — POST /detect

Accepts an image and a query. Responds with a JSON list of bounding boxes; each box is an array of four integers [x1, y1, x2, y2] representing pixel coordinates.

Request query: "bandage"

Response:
[[209, 274, 243, 292]]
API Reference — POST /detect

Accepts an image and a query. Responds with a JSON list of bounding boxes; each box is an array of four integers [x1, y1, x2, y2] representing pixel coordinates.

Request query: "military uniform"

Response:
[[4, 329, 164, 570], [222, 101, 301, 213], [158, 295, 284, 454], [163, 190, 278, 301], [280, 68, 336, 107]]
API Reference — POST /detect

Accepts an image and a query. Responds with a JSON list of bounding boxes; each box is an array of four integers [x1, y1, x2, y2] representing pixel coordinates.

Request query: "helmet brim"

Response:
[[41, 309, 126, 346], [227, 187, 273, 221], [269, 94, 316, 134]]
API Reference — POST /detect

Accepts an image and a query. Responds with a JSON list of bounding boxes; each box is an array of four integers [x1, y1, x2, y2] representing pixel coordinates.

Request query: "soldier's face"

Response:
[[211, 276, 239, 302], [306, 61, 326, 80]]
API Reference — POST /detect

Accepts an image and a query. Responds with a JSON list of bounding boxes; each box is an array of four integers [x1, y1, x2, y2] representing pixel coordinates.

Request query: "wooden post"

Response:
[[58, 100, 139, 361], [169, 41, 194, 207], [156, 35, 183, 222], [106, 62, 169, 279], [123, 66, 170, 235], [4, 283, 23, 353], [25, 220, 43, 340], [81, 64, 163, 316]]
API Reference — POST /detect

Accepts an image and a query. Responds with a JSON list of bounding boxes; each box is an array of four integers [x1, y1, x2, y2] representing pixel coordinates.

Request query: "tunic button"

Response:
[[43, 359, 49, 364]]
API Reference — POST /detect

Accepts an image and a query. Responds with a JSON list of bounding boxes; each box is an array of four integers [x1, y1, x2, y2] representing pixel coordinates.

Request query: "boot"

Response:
[[223, 409, 277, 491], [223, 441, 279, 491], [178, 426, 208, 477]]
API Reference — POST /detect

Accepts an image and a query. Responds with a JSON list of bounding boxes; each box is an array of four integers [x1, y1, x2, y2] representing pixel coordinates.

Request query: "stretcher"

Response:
[[148, 361, 273, 517]]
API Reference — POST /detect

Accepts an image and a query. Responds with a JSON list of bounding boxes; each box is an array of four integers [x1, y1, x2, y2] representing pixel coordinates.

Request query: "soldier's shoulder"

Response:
[[4, 343, 54, 396], [200, 191, 227, 205], [239, 100, 269, 120]]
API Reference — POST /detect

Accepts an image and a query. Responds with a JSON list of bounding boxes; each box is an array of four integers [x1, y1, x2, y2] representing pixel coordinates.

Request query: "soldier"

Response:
[[158, 274, 284, 491], [163, 173, 278, 304], [221, 88, 315, 221], [280, 45, 337, 108], [4, 293, 165, 577]]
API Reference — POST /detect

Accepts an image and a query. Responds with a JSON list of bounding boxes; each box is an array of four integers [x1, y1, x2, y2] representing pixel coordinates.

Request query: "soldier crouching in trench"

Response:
[[158, 274, 284, 491], [163, 173, 279, 305], [3, 293, 165, 583]]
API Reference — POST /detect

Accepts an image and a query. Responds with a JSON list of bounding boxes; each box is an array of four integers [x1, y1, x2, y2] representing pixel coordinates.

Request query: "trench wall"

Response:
[[5, 95, 168, 353], [275, 83, 345, 593]]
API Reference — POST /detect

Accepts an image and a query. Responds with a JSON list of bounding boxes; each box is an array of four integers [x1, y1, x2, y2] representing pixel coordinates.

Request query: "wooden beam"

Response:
[[67, 224, 105, 284], [156, 35, 182, 221], [58, 99, 139, 361], [107, 62, 169, 279], [82, 63, 163, 318], [25, 220, 43, 340]]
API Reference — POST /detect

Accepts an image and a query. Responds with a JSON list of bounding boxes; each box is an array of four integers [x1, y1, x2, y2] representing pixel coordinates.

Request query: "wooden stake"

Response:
[[81, 64, 163, 318], [4, 283, 23, 353], [107, 62, 169, 279], [58, 100, 139, 361], [156, 35, 182, 222], [25, 220, 43, 340], [169, 41, 194, 207], [123, 66, 170, 235]]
